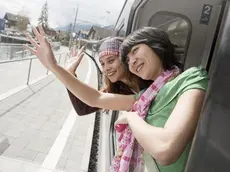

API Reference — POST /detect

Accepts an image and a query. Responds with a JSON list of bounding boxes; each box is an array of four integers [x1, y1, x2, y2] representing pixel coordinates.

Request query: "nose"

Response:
[[128, 57, 137, 73], [103, 63, 112, 72], [129, 57, 137, 66]]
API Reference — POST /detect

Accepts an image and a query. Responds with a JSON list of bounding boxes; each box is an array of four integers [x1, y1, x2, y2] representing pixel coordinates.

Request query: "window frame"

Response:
[[148, 11, 192, 67]]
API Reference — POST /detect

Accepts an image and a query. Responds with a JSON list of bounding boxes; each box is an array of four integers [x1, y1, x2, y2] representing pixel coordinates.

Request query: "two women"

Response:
[[25, 26, 208, 172], [65, 37, 152, 115]]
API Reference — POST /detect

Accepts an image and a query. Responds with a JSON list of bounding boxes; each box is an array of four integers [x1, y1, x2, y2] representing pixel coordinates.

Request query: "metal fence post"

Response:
[[10, 45, 13, 60], [58, 54, 61, 64], [6, 46, 9, 60], [26, 59, 33, 85], [64, 54, 67, 64], [0, 44, 2, 61]]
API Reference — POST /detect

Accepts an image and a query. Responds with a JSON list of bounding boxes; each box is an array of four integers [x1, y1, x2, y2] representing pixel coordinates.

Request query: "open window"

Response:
[[116, 19, 126, 37], [149, 12, 192, 68]]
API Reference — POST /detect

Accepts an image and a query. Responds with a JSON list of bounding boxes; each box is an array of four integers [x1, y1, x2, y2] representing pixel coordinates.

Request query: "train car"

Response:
[[97, 0, 230, 171]]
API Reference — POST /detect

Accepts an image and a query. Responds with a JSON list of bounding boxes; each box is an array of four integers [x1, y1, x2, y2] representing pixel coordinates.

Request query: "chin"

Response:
[[110, 79, 116, 83], [138, 73, 147, 80], [140, 74, 152, 80], [108, 77, 118, 83]]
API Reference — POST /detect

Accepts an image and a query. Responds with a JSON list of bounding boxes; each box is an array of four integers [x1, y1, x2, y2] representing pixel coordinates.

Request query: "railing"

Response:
[[0, 52, 70, 85], [0, 43, 61, 61], [0, 52, 70, 97], [0, 44, 32, 61]]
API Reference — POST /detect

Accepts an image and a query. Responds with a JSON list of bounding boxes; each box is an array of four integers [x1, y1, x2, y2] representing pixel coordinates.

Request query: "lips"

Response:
[[136, 63, 144, 73], [107, 71, 116, 76]]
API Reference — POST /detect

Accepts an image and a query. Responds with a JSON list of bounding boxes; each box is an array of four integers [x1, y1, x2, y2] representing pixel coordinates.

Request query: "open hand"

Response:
[[24, 25, 57, 71], [65, 46, 85, 75]]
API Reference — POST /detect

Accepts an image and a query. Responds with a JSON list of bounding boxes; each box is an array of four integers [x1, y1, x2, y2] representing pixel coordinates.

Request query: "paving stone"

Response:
[[26, 135, 46, 152], [56, 157, 67, 171], [4, 128, 24, 139], [64, 159, 81, 172], [11, 135, 31, 149], [0, 122, 14, 134], [0, 143, 10, 155], [0, 156, 26, 172], [60, 143, 72, 159], [17, 149, 38, 161], [0, 134, 16, 144], [33, 152, 47, 164], [2, 145, 23, 158]]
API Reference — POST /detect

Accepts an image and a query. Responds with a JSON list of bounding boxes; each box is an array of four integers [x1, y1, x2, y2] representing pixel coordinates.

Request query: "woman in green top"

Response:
[[24, 26, 208, 172], [116, 27, 208, 171]]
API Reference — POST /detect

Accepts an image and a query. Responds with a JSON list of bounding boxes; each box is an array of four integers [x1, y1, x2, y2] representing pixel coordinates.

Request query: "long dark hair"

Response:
[[120, 27, 182, 70]]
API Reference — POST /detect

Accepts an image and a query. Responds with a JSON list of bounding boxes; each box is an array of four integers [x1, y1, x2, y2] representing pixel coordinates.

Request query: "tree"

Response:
[[16, 16, 29, 31], [38, 1, 49, 29], [17, 7, 30, 31]]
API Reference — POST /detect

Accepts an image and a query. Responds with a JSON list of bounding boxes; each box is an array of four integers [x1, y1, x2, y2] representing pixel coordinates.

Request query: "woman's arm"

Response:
[[51, 65, 135, 111], [118, 89, 205, 165], [65, 46, 100, 115], [67, 89, 99, 115], [24, 26, 135, 111]]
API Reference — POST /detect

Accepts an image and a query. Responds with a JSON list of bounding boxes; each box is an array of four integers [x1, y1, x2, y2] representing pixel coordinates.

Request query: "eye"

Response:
[[126, 56, 130, 64], [108, 59, 114, 64], [132, 47, 139, 54], [100, 62, 104, 67]]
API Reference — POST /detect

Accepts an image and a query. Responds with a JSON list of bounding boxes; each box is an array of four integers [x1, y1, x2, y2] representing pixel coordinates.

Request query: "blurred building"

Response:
[[88, 25, 113, 40], [4, 13, 30, 31]]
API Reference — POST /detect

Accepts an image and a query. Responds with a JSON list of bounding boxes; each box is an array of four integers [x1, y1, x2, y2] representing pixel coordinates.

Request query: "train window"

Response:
[[113, 0, 136, 37], [149, 12, 191, 65], [116, 19, 126, 37], [149, 12, 190, 48]]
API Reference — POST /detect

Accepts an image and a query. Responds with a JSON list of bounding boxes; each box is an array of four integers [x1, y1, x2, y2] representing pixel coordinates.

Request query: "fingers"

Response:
[[74, 46, 85, 59], [72, 46, 77, 56], [38, 25, 46, 36], [71, 53, 84, 69], [79, 46, 85, 54], [37, 25, 51, 45], [23, 44, 36, 54], [24, 32, 39, 49], [76, 53, 84, 63], [32, 27, 41, 41]]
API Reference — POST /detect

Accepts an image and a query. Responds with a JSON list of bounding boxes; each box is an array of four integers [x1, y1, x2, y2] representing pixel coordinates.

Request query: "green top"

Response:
[[137, 66, 209, 172]]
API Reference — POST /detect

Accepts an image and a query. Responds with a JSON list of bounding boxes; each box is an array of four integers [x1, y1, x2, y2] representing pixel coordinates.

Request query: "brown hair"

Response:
[[102, 69, 152, 94], [99, 37, 152, 94]]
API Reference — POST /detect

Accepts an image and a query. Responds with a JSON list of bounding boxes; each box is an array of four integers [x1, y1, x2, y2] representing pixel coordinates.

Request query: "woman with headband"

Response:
[[65, 37, 152, 115]]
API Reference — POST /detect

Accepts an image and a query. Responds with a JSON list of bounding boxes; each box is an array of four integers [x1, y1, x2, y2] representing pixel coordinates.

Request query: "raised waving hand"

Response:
[[24, 25, 57, 71]]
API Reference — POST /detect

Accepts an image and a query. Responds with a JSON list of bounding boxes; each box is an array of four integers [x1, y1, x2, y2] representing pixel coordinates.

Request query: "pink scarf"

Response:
[[110, 67, 180, 172]]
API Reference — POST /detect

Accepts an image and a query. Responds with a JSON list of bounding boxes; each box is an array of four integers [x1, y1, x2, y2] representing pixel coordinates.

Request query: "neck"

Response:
[[120, 78, 139, 93], [151, 67, 164, 81]]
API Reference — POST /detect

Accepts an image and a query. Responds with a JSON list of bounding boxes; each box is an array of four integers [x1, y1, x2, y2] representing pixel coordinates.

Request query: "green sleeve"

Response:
[[178, 66, 209, 96]]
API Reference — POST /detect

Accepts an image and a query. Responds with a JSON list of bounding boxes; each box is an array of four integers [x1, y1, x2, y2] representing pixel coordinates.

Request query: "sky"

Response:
[[0, 0, 125, 28]]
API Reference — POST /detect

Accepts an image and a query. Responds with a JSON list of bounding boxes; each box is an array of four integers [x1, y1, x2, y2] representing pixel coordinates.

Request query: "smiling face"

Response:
[[99, 55, 126, 83], [127, 43, 164, 80]]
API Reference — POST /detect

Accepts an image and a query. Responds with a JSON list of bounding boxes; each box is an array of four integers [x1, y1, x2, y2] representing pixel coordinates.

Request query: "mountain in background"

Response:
[[56, 23, 114, 32], [56, 23, 95, 32], [104, 25, 115, 30]]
